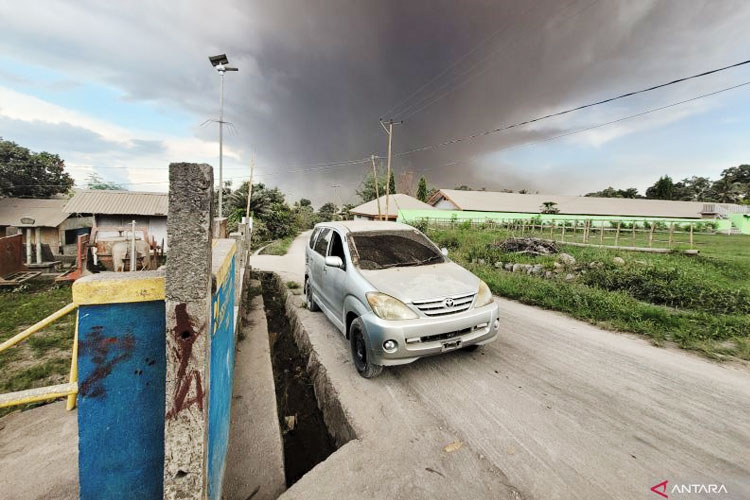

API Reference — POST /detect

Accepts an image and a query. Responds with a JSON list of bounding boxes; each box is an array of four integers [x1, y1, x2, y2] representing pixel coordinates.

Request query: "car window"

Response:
[[350, 230, 444, 270], [328, 231, 346, 269], [314, 228, 331, 256], [309, 227, 321, 249]]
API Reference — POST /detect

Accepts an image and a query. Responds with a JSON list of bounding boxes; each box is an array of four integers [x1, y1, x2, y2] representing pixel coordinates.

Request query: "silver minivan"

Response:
[[304, 220, 500, 378]]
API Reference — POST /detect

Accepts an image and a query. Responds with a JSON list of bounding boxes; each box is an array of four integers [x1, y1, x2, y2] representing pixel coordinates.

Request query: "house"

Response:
[[0, 198, 92, 260], [427, 189, 748, 220], [64, 190, 169, 249], [350, 193, 435, 221]]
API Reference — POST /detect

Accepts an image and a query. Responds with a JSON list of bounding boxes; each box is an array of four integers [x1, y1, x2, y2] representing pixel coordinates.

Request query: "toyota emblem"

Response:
[[443, 298, 455, 308]]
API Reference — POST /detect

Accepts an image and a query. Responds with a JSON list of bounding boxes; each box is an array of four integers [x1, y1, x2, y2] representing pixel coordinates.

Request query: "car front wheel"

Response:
[[349, 318, 383, 378], [305, 278, 320, 312]]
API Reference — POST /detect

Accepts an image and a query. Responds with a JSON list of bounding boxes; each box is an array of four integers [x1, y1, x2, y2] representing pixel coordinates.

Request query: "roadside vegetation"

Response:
[[260, 234, 297, 256], [427, 226, 750, 360], [0, 282, 75, 416]]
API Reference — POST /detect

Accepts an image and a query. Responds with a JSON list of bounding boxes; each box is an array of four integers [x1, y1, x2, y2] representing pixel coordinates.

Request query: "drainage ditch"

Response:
[[259, 272, 337, 486]]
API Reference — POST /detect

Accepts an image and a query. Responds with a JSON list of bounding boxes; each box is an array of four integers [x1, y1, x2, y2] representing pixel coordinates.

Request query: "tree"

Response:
[[317, 202, 338, 221], [585, 186, 640, 198], [339, 203, 356, 220], [718, 165, 750, 200], [416, 176, 428, 202], [711, 176, 743, 203], [645, 175, 675, 200], [226, 181, 296, 242], [356, 172, 388, 202], [540, 201, 560, 214], [388, 170, 396, 195], [86, 173, 125, 190], [0, 138, 74, 198]]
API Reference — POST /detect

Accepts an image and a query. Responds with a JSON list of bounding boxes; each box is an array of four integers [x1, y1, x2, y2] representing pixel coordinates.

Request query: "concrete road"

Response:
[[251, 231, 750, 499]]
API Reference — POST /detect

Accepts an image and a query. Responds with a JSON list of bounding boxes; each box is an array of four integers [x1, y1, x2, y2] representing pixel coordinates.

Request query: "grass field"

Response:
[[0, 281, 75, 416], [427, 226, 750, 361], [259, 233, 297, 256]]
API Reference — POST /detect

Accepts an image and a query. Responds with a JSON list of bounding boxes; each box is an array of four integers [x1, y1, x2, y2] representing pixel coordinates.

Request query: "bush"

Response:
[[580, 265, 750, 315]]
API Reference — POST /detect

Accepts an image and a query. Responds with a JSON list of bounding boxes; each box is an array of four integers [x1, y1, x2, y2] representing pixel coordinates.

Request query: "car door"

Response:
[[310, 228, 331, 302], [323, 229, 348, 321]]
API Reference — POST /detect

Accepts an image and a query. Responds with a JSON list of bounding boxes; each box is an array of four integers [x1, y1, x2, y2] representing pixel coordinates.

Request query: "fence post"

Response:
[[690, 223, 694, 248], [600, 221, 605, 245], [649, 222, 655, 248], [164, 163, 214, 500], [614, 221, 621, 247], [561, 221, 566, 243], [631, 222, 636, 246], [669, 222, 675, 248]]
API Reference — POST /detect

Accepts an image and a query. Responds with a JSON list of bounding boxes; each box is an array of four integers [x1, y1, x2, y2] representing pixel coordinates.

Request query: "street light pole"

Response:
[[208, 54, 238, 219], [218, 67, 225, 218]]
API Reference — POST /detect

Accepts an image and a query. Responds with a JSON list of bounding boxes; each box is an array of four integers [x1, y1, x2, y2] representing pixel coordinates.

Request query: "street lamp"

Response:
[[209, 53, 238, 218]]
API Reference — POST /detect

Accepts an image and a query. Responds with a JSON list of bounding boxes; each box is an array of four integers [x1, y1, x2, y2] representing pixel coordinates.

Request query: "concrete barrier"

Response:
[[72, 271, 167, 500], [207, 239, 237, 500]]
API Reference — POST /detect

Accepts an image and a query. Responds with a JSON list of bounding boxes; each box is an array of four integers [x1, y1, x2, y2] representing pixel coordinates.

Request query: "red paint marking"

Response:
[[79, 327, 135, 398], [166, 303, 204, 419], [651, 480, 669, 498]]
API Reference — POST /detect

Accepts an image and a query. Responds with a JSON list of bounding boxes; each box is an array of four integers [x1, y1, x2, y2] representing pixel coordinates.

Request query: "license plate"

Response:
[[442, 339, 462, 351]]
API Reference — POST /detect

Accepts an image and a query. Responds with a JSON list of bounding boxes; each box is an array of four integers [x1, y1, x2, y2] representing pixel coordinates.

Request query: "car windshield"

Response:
[[349, 230, 445, 270]]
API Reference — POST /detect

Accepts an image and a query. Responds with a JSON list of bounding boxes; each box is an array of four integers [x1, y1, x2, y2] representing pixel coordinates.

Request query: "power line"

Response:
[[394, 57, 750, 158], [406, 79, 750, 177]]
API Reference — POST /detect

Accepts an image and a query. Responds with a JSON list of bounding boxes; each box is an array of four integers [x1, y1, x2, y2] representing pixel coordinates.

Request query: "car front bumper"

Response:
[[360, 302, 500, 366]]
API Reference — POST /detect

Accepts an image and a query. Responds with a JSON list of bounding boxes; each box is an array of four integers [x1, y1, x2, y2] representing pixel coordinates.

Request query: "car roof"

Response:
[[314, 220, 415, 234]]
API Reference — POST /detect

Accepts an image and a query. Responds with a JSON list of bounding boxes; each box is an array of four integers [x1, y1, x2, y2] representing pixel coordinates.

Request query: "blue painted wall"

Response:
[[207, 257, 237, 500], [77, 301, 166, 500]]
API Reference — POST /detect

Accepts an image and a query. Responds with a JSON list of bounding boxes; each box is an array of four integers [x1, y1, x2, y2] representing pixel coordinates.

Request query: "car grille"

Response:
[[419, 327, 473, 343], [411, 292, 476, 317]]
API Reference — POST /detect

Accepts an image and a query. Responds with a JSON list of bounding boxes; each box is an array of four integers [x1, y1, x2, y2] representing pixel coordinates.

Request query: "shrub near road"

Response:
[[427, 227, 750, 360]]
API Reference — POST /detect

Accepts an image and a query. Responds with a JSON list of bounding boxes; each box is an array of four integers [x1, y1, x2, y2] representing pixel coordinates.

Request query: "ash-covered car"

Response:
[[304, 220, 500, 378]]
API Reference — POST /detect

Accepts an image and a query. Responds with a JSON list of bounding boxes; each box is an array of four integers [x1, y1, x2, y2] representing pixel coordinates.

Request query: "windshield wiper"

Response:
[[394, 255, 443, 268]]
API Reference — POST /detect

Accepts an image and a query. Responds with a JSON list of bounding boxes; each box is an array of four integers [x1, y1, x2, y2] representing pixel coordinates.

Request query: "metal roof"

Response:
[[64, 190, 168, 216], [0, 198, 69, 227], [350, 193, 435, 217], [316, 220, 413, 233], [430, 189, 712, 219]]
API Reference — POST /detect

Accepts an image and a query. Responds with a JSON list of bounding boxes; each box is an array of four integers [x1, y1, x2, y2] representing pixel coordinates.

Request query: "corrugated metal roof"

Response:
[[351, 193, 435, 217], [431, 189, 713, 219], [64, 190, 168, 216], [0, 198, 69, 227]]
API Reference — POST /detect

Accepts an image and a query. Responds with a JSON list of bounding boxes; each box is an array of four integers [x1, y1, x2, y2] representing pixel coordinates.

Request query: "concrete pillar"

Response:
[[164, 163, 214, 500], [212, 217, 227, 239], [72, 271, 167, 500], [25, 228, 32, 264], [35, 227, 42, 263]]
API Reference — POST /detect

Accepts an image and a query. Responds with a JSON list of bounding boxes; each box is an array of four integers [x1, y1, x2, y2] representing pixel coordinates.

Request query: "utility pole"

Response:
[[379, 119, 402, 221], [245, 152, 255, 221], [370, 154, 382, 220]]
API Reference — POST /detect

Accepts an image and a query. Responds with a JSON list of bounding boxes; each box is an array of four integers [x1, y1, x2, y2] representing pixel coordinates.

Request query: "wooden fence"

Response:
[[409, 217, 727, 250]]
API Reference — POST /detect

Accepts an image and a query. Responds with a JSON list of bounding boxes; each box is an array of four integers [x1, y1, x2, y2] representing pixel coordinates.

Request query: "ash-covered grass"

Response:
[[259, 234, 297, 256], [427, 226, 750, 361]]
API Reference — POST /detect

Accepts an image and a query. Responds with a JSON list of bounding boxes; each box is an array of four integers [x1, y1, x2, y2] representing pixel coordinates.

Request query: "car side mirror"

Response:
[[325, 256, 344, 269], [441, 247, 449, 256]]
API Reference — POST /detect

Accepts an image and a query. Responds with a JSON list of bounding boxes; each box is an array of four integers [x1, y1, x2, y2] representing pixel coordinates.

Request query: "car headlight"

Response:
[[475, 280, 493, 307], [366, 292, 419, 321]]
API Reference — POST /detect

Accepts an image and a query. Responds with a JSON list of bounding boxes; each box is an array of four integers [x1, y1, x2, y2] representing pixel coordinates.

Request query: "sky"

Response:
[[1, 0, 750, 207]]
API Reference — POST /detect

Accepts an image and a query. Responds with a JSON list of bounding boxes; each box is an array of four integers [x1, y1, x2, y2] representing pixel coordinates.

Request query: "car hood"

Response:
[[359, 261, 479, 302]]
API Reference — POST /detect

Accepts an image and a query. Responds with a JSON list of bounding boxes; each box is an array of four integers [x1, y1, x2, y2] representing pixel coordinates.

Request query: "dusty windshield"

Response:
[[349, 230, 445, 270]]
